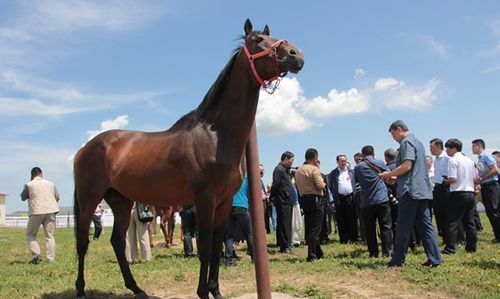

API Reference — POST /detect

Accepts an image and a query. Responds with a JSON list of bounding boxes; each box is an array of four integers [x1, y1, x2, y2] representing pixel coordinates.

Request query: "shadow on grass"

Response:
[[9, 260, 29, 265], [338, 259, 388, 269], [332, 248, 365, 259], [463, 259, 500, 270], [40, 289, 164, 299]]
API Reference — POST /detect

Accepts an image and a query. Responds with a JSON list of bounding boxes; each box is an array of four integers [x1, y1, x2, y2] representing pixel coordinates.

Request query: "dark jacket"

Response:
[[327, 167, 357, 204], [270, 163, 294, 206]]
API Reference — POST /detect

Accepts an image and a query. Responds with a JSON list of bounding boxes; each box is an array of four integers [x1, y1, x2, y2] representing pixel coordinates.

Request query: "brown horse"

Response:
[[73, 19, 303, 299]]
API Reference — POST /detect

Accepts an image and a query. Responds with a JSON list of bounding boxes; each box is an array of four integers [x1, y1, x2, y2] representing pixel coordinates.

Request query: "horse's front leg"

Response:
[[196, 223, 213, 299], [107, 199, 146, 297], [196, 195, 218, 299], [208, 201, 232, 299], [208, 227, 225, 299]]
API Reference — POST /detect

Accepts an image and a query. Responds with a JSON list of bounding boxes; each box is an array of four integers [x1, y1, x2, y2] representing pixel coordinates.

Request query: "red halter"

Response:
[[243, 39, 288, 94]]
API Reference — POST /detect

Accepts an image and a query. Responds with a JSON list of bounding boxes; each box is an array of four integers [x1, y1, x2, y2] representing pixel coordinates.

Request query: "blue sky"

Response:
[[1, 1, 499, 213]]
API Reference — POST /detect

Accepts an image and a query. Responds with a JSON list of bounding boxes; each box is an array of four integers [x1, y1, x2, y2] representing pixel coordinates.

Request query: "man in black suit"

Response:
[[270, 151, 295, 253]]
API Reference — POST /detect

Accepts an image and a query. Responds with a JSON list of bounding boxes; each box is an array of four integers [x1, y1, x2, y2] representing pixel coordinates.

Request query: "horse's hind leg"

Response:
[[75, 190, 103, 298], [106, 191, 146, 297]]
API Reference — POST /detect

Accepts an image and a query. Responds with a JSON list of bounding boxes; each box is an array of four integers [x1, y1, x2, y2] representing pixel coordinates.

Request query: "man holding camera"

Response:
[[380, 120, 442, 268], [354, 146, 392, 258]]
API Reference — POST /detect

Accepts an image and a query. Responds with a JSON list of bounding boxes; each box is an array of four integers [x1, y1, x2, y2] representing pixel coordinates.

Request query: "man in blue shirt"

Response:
[[354, 146, 392, 258], [224, 175, 254, 266], [380, 120, 442, 268], [472, 139, 500, 243]]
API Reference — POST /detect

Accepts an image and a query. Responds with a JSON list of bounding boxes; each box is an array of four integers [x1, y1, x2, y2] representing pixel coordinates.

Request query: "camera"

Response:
[[389, 192, 398, 205]]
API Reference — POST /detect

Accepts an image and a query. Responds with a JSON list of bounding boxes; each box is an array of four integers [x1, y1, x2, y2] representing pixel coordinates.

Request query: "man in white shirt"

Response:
[[429, 138, 450, 242], [442, 139, 478, 254], [327, 155, 358, 243]]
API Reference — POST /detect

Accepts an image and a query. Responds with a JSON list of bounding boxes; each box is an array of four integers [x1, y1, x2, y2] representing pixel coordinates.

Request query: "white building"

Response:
[[0, 193, 7, 227]]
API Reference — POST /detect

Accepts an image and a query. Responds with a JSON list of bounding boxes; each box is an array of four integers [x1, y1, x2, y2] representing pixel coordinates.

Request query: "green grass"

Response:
[[0, 214, 499, 298]]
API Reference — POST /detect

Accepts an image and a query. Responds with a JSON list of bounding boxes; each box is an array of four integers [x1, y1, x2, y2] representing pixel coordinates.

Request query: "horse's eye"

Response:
[[252, 35, 264, 43]]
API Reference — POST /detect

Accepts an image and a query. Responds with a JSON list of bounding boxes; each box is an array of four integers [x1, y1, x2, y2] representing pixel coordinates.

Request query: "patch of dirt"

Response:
[[148, 269, 456, 299]]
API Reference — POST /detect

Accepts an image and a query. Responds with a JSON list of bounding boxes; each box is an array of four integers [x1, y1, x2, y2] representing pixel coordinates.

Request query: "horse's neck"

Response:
[[202, 51, 260, 144]]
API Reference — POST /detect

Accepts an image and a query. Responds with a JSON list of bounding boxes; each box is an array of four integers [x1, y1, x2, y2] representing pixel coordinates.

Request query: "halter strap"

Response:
[[243, 39, 288, 93]]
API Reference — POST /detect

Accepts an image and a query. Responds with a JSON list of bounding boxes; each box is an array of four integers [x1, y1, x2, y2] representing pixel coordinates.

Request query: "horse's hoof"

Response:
[[135, 291, 149, 299], [210, 291, 225, 299]]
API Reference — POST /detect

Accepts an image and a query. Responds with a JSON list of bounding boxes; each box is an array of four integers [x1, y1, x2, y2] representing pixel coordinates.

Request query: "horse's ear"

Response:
[[263, 25, 270, 36], [244, 19, 253, 36]]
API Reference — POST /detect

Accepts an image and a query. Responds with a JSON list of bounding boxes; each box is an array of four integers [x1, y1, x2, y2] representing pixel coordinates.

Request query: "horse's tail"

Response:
[[73, 183, 80, 245]]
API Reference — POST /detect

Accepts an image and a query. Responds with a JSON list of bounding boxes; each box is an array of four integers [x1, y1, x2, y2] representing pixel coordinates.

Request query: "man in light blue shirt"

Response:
[[380, 120, 442, 268], [472, 139, 500, 243]]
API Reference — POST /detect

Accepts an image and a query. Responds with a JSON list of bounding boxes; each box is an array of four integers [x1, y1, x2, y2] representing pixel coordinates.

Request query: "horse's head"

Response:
[[242, 19, 304, 90]]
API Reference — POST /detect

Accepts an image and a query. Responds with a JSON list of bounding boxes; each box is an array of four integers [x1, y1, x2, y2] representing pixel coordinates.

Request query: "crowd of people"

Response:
[[261, 119, 499, 268], [20, 119, 500, 270]]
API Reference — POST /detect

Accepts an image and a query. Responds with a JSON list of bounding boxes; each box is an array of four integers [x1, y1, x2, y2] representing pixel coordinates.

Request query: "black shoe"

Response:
[[30, 256, 41, 264], [441, 249, 454, 255], [421, 260, 440, 267], [224, 258, 234, 267]]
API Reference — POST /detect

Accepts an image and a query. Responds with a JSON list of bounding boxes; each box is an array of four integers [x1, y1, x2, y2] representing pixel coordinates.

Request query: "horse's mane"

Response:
[[171, 34, 260, 130], [196, 46, 242, 117]]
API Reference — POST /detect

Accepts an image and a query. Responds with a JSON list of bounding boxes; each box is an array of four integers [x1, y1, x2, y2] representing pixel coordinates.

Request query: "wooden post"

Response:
[[246, 121, 271, 299]]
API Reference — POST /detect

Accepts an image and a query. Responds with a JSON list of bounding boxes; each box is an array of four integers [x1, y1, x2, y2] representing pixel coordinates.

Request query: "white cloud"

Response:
[[476, 42, 500, 57], [489, 18, 500, 37], [354, 68, 367, 79], [87, 115, 129, 141], [256, 77, 312, 135], [379, 78, 440, 110], [0, 71, 162, 117], [420, 35, 448, 59], [26, 0, 165, 32], [374, 77, 405, 91], [0, 2, 168, 118], [483, 64, 500, 73], [255, 75, 440, 135], [299, 88, 370, 117], [0, 0, 166, 69]]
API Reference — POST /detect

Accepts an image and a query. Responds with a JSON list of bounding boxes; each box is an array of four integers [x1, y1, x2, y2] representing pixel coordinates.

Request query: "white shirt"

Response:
[[337, 168, 353, 195], [448, 152, 476, 192], [433, 151, 450, 184]]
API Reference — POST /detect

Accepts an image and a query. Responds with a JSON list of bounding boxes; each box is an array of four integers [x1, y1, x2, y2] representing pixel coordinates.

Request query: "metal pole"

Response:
[[246, 121, 272, 299]]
